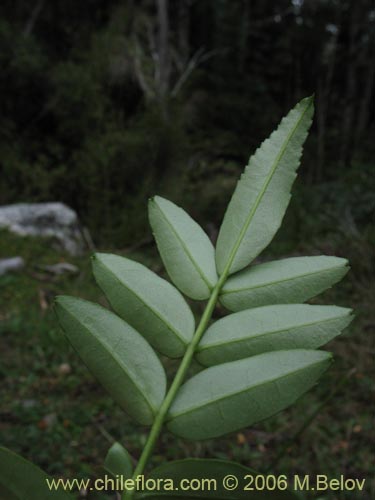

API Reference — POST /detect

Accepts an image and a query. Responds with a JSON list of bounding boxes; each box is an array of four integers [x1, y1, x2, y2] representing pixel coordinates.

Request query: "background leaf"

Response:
[[104, 442, 133, 479], [149, 196, 218, 300], [55, 296, 166, 425], [167, 350, 331, 440], [92, 253, 195, 358], [215, 97, 314, 276], [196, 304, 352, 366], [136, 459, 301, 499], [220, 256, 349, 311], [0, 446, 72, 500]]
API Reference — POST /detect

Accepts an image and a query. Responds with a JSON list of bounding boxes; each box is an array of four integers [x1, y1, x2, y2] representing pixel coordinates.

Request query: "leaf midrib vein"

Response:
[[221, 265, 345, 296], [197, 313, 349, 352], [64, 307, 157, 417], [154, 201, 214, 290], [104, 262, 189, 346], [169, 357, 326, 420]]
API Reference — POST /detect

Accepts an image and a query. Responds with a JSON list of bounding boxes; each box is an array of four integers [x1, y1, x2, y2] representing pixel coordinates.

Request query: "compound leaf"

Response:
[[92, 253, 195, 358], [220, 256, 349, 311], [136, 459, 300, 499], [0, 446, 72, 500], [196, 304, 352, 366], [55, 296, 166, 425], [149, 196, 218, 300], [104, 442, 133, 479], [216, 97, 314, 276], [167, 350, 331, 440]]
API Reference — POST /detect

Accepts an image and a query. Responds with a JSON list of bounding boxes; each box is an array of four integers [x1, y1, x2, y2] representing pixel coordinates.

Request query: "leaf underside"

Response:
[[167, 350, 331, 440], [104, 442, 133, 479], [197, 304, 352, 366], [92, 253, 195, 358], [55, 296, 166, 425], [0, 447, 72, 500], [149, 196, 218, 300], [216, 97, 314, 276], [220, 255, 349, 311]]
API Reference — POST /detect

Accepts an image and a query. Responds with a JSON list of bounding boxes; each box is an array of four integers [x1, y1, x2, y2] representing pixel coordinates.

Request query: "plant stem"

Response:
[[122, 274, 226, 500]]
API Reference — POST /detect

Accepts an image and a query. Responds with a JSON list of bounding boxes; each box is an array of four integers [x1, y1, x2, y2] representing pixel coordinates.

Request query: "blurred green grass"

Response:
[[0, 225, 374, 500]]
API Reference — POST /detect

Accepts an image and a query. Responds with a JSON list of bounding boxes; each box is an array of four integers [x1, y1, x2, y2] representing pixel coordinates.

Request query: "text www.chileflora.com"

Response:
[[46, 475, 217, 493]]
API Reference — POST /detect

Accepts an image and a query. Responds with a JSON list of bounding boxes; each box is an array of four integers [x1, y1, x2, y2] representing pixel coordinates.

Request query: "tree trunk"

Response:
[[316, 27, 339, 182], [156, 0, 171, 119], [23, 0, 45, 37], [238, 0, 250, 75], [340, 1, 360, 168], [177, 0, 190, 69], [355, 31, 375, 150]]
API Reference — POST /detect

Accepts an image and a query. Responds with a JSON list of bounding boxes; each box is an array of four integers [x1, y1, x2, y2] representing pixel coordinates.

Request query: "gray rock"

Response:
[[0, 257, 25, 276], [20, 399, 38, 409], [39, 262, 79, 275], [0, 202, 87, 255]]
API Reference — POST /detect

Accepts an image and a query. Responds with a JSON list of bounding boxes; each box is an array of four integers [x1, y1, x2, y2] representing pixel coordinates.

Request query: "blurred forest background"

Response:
[[0, 1, 374, 499], [1, 0, 374, 244]]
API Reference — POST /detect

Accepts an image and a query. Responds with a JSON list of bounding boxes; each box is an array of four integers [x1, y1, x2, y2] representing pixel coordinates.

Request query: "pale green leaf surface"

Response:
[[92, 253, 195, 358], [104, 442, 133, 479], [220, 256, 349, 311], [136, 459, 300, 499], [216, 97, 314, 276], [55, 296, 166, 425], [196, 304, 352, 366], [167, 350, 331, 440], [149, 196, 218, 300], [0, 446, 72, 500]]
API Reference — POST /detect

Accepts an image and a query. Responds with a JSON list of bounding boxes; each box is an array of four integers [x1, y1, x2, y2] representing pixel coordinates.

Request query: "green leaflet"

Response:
[[220, 256, 349, 311], [167, 350, 331, 440], [135, 459, 300, 499], [55, 296, 166, 425], [0, 446, 72, 500], [104, 443, 133, 479], [149, 196, 218, 300], [92, 253, 195, 358], [215, 97, 314, 276], [196, 304, 353, 366]]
